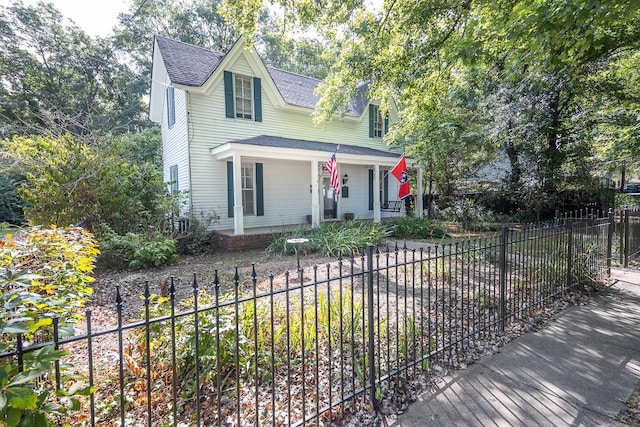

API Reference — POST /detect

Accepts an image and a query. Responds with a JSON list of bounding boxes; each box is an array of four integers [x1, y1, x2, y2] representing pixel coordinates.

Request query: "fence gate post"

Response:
[[625, 208, 630, 268], [566, 219, 573, 291], [607, 209, 614, 277], [499, 227, 508, 333], [366, 243, 378, 410]]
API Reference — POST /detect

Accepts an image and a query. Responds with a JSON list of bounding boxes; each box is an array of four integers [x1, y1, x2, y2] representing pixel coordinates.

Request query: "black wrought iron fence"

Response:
[[2, 209, 637, 426]]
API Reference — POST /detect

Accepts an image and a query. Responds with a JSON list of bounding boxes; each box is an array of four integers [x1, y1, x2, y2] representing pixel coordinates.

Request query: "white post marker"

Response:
[[286, 238, 310, 272]]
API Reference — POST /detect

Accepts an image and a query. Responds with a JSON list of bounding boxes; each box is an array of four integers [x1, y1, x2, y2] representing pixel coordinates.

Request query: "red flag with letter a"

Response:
[[390, 155, 410, 200]]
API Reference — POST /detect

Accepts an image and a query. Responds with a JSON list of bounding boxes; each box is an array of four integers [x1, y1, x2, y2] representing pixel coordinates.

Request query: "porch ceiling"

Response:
[[210, 135, 408, 166]]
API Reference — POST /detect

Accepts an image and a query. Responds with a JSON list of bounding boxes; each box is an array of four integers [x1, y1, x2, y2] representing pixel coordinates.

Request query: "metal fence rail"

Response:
[[2, 208, 637, 426]]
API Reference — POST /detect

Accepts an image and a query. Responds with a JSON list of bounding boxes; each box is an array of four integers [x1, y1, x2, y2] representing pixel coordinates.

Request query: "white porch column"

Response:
[[311, 160, 320, 227], [373, 164, 381, 223], [417, 166, 424, 219], [232, 152, 244, 235]]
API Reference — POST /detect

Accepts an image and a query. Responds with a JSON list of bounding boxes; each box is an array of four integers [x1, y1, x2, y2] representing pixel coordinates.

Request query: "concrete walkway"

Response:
[[392, 268, 640, 427]]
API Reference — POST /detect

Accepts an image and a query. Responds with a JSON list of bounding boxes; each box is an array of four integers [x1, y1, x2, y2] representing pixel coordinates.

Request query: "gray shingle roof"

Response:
[[156, 36, 225, 87], [155, 35, 369, 116], [228, 135, 400, 158]]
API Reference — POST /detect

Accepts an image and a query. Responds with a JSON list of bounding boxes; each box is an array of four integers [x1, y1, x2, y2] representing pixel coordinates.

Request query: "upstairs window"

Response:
[[369, 104, 389, 138], [372, 105, 383, 138], [235, 75, 253, 120], [166, 86, 175, 128], [224, 71, 262, 122]]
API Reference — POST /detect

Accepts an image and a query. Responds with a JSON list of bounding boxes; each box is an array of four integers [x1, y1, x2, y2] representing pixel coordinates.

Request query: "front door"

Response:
[[322, 177, 338, 220]]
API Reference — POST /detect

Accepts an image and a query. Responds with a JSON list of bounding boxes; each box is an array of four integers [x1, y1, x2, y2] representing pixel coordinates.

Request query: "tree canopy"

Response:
[[222, 0, 640, 205]]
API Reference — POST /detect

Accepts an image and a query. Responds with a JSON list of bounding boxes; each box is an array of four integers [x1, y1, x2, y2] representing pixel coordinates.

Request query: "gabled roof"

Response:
[[155, 36, 225, 87], [154, 35, 369, 117]]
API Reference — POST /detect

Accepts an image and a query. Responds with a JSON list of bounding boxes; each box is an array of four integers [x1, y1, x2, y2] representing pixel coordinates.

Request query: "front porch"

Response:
[[209, 136, 424, 238]]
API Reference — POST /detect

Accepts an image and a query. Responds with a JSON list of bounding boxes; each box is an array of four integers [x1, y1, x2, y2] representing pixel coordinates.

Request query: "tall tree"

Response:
[[0, 1, 146, 140], [221, 0, 640, 198]]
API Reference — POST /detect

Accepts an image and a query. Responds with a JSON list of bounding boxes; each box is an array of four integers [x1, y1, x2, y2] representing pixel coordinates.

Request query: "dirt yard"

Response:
[[90, 248, 343, 319]]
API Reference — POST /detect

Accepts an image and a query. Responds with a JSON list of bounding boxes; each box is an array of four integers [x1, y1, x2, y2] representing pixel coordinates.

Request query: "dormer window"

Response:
[[224, 71, 262, 122]]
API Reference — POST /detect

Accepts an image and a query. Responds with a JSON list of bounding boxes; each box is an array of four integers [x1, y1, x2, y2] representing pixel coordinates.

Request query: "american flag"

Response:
[[325, 153, 340, 195]]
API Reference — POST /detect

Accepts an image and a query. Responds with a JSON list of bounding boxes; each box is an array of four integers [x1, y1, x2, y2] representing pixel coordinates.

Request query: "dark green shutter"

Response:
[[368, 169, 374, 210], [383, 173, 389, 204], [384, 116, 389, 134], [253, 77, 262, 122], [227, 162, 234, 217], [256, 163, 264, 216], [368, 104, 374, 137], [224, 71, 234, 118]]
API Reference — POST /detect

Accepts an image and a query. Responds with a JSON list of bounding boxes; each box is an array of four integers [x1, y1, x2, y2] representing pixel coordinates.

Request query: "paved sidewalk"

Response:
[[392, 268, 640, 427]]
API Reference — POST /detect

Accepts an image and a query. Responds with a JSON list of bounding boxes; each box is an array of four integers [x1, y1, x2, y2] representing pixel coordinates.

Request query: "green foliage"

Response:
[[1, 134, 166, 235], [0, 226, 97, 426], [0, 173, 25, 225], [0, 226, 99, 325], [390, 218, 450, 239], [96, 227, 179, 270], [123, 286, 366, 421], [615, 193, 638, 209], [267, 222, 392, 257], [0, 2, 147, 139], [95, 227, 143, 270], [130, 236, 178, 269], [437, 198, 497, 230]]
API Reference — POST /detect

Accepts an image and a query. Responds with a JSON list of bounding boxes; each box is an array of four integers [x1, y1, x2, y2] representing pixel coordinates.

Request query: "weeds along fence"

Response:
[[3, 209, 640, 426]]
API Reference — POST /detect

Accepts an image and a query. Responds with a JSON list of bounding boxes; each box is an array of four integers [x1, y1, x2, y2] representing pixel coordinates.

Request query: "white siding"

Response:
[[179, 52, 404, 230], [162, 84, 190, 196]]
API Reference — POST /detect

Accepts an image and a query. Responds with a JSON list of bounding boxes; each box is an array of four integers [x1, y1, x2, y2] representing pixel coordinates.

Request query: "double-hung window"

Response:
[[235, 75, 253, 120], [224, 71, 262, 122], [169, 164, 178, 194], [241, 163, 255, 216], [369, 104, 389, 138], [166, 86, 175, 128], [372, 105, 383, 138]]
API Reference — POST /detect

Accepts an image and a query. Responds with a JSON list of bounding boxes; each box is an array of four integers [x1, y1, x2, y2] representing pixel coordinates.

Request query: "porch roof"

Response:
[[210, 135, 406, 166]]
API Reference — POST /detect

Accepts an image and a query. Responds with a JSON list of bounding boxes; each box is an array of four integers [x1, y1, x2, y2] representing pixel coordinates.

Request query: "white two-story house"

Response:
[[149, 36, 424, 248]]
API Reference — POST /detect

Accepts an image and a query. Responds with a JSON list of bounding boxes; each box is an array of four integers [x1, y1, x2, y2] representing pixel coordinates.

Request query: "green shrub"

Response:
[[1, 134, 166, 235], [130, 236, 178, 269], [0, 226, 97, 425], [0, 173, 25, 225], [390, 217, 451, 239], [95, 227, 142, 269], [0, 226, 99, 324], [438, 198, 496, 230], [97, 226, 178, 270]]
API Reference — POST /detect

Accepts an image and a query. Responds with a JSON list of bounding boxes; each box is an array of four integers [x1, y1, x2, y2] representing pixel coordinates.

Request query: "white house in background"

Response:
[[149, 36, 424, 245]]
